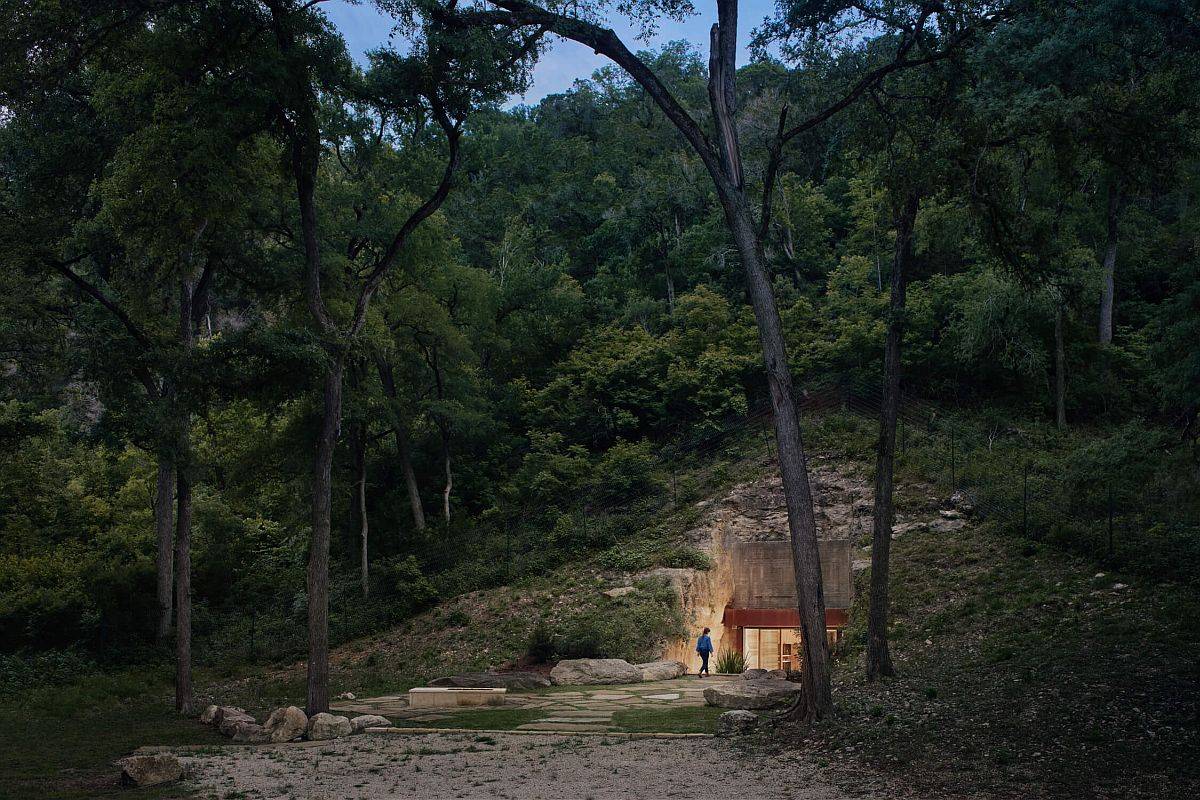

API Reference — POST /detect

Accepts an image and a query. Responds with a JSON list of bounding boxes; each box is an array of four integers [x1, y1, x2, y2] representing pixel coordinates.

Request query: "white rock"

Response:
[[307, 712, 353, 740], [198, 704, 220, 724], [263, 706, 308, 743], [717, 709, 759, 736], [350, 714, 392, 733], [635, 660, 686, 681], [550, 658, 643, 685], [217, 709, 256, 737], [118, 754, 183, 787], [603, 586, 637, 598]]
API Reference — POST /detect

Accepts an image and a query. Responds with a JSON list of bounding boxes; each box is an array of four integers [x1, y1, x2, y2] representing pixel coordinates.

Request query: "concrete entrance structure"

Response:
[[408, 687, 507, 708]]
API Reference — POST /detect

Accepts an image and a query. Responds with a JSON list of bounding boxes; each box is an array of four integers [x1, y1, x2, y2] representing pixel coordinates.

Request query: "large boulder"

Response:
[[550, 658, 643, 685], [704, 679, 803, 710], [228, 721, 271, 744], [307, 712, 353, 741], [118, 754, 183, 787], [204, 705, 248, 728], [217, 709, 257, 737], [350, 714, 391, 733], [428, 671, 551, 689], [263, 706, 308, 743], [717, 710, 759, 736], [636, 660, 686, 681], [198, 705, 220, 724]]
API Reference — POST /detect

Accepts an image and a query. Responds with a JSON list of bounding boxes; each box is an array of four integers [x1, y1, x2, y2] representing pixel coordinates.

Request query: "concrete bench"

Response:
[[407, 687, 508, 708]]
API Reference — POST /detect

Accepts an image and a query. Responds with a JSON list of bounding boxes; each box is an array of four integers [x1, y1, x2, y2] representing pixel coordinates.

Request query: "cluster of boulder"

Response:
[[198, 704, 391, 744]]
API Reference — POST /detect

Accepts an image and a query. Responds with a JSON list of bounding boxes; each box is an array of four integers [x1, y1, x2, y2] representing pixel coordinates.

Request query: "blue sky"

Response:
[[324, 0, 777, 106]]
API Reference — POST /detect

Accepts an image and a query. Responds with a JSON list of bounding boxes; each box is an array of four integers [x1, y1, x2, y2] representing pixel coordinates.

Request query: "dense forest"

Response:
[[2, 0, 1198, 728]]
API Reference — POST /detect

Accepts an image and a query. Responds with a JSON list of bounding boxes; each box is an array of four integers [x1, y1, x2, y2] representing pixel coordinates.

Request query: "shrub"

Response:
[[713, 648, 745, 674], [527, 619, 555, 663]]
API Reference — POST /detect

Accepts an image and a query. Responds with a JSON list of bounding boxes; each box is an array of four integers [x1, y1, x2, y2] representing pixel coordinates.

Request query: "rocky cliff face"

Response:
[[645, 456, 960, 664]]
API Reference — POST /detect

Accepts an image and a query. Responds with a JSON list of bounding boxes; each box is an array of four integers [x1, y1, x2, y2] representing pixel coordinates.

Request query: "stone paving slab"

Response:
[[343, 675, 736, 735]]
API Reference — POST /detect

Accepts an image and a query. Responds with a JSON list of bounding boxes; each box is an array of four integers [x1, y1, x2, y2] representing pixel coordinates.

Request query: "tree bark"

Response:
[[307, 359, 343, 715], [174, 465, 193, 714], [1097, 183, 1122, 346], [1054, 303, 1067, 429], [396, 426, 426, 531], [376, 357, 426, 531], [154, 455, 175, 642], [867, 192, 919, 682], [439, 423, 452, 524], [174, 278, 194, 714], [355, 426, 369, 598]]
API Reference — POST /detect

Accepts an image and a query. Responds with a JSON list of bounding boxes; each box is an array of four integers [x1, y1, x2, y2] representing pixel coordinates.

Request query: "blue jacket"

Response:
[[696, 634, 713, 654]]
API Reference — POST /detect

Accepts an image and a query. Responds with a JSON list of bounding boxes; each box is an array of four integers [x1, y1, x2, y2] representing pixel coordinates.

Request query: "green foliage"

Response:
[[713, 648, 746, 674]]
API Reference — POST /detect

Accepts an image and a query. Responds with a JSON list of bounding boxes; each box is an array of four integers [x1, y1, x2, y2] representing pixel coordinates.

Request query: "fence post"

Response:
[[1022, 463, 1029, 539]]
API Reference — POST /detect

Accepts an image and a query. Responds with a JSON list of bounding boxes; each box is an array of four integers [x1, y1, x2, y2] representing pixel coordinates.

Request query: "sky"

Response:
[[323, 0, 777, 106]]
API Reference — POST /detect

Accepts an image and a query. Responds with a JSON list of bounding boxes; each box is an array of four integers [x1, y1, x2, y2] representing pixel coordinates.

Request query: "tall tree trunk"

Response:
[[1054, 303, 1067, 429], [1098, 184, 1122, 346], [439, 423, 452, 524], [174, 466, 193, 713], [376, 356, 427, 531], [395, 426, 426, 531], [307, 359, 343, 715], [355, 427, 369, 598], [866, 192, 919, 682], [154, 455, 175, 642], [174, 278, 194, 714], [723, 190, 832, 720]]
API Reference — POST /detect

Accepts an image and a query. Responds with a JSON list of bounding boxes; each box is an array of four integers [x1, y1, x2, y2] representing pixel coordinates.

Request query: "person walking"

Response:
[[695, 627, 714, 677]]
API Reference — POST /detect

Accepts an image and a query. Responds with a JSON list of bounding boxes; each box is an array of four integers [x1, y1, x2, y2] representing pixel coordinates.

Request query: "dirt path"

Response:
[[179, 731, 861, 800]]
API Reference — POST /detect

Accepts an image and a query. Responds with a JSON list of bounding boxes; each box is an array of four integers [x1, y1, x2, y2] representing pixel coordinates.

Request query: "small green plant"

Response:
[[526, 619, 555, 663], [713, 648, 745, 674]]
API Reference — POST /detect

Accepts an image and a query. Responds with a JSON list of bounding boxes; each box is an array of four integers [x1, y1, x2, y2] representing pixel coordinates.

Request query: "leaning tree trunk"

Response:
[[723, 190, 833, 720], [1098, 184, 1122, 346], [174, 278, 195, 714], [1054, 303, 1067, 429], [154, 455, 175, 642], [307, 359, 343, 716], [866, 192, 919, 682]]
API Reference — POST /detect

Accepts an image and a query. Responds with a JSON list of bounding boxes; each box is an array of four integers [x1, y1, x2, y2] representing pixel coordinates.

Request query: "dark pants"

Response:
[[699, 651, 710, 674]]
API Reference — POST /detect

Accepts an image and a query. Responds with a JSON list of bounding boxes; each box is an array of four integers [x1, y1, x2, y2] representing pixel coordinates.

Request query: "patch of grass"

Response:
[[611, 705, 724, 734], [0, 667, 223, 800]]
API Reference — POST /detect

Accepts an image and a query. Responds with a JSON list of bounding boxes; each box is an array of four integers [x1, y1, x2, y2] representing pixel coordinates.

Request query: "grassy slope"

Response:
[[788, 506, 1200, 798], [5, 415, 1197, 798]]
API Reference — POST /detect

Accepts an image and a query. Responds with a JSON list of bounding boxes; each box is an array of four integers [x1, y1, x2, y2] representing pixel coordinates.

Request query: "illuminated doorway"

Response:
[[741, 627, 802, 670]]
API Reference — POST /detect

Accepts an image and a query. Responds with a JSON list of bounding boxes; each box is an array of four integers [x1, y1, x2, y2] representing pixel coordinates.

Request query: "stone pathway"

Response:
[[333, 675, 736, 734]]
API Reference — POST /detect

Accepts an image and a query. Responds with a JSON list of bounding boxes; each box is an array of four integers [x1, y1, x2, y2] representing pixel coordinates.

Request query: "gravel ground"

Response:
[[180, 732, 861, 800]]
